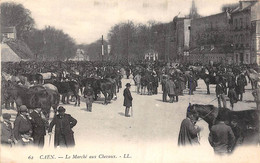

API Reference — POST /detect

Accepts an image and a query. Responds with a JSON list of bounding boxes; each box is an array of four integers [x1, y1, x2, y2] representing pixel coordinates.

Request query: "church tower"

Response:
[[189, 0, 200, 19]]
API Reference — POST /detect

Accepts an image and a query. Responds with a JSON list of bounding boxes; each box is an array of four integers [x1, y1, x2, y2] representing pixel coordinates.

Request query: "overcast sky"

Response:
[[3, 0, 239, 44]]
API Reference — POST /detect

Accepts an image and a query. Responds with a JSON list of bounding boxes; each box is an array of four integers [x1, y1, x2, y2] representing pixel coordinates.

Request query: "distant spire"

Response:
[[189, 0, 200, 19]]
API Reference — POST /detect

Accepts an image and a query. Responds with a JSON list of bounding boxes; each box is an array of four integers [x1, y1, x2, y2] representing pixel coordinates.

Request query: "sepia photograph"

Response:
[[1, 0, 260, 162]]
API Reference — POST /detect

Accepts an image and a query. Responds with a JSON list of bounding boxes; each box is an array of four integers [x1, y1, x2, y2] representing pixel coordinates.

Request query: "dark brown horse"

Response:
[[5, 84, 58, 119], [51, 81, 80, 106], [188, 104, 260, 147]]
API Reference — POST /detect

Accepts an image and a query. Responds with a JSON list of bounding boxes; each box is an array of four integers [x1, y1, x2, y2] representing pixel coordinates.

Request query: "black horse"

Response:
[[51, 81, 80, 106], [188, 104, 260, 147], [81, 77, 116, 105]]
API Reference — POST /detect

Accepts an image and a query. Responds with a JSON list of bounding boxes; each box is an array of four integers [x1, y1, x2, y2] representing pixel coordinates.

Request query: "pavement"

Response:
[[1, 76, 260, 163]]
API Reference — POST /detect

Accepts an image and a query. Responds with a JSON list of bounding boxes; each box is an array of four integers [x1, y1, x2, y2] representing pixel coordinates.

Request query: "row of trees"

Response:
[[1, 2, 76, 60], [107, 21, 171, 62], [1, 2, 172, 62]]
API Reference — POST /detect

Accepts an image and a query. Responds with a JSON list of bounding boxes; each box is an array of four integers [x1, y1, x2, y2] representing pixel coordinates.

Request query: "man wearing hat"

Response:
[[178, 107, 202, 146], [48, 106, 77, 148], [30, 108, 48, 148], [123, 83, 133, 117], [1, 113, 14, 146], [83, 83, 94, 112], [208, 112, 235, 155], [13, 105, 33, 145]]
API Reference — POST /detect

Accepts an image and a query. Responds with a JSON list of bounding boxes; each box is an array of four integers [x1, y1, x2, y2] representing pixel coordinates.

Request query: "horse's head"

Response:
[[188, 104, 218, 126]]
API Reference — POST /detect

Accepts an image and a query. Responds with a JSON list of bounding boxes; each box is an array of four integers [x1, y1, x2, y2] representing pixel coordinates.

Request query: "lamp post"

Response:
[[101, 35, 104, 62]]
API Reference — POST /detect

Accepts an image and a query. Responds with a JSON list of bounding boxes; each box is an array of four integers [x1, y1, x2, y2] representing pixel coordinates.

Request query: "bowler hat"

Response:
[[57, 106, 66, 113], [20, 105, 28, 112], [125, 83, 131, 87], [2, 113, 11, 120]]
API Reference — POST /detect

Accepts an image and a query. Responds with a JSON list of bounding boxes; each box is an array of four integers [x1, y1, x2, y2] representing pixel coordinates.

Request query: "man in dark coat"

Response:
[[161, 75, 168, 102], [1, 113, 14, 146], [48, 106, 77, 148], [30, 108, 48, 148], [123, 83, 133, 117], [166, 78, 176, 103], [178, 108, 202, 146], [83, 84, 94, 112], [227, 87, 237, 110], [13, 105, 33, 146], [208, 112, 235, 155], [236, 73, 247, 101], [125, 67, 130, 79], [216, 81, 227, 108]]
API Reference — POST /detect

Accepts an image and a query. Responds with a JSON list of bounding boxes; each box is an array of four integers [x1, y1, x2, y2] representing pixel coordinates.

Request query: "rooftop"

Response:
[[1, 26, 16, 33]]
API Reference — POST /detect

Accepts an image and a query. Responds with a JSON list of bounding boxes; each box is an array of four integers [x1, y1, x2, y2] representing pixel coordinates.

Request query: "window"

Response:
[[235, 19, 238, 29], [241, 34, 244, 43]]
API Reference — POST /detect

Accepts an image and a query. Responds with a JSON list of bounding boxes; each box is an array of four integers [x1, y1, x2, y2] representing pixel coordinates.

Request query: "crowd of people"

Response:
[[1, 60, 260, 154]]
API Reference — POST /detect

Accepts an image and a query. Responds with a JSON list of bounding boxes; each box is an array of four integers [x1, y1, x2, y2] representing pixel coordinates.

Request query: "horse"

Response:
[[198, 69, 227, 94], [51, 81, 80, 106], [21, 73, 43, 84], [245, 69, 260, 90], [81, 77, 115, 105], [188, 104, 260, 147], [5, 84, 55, 119]]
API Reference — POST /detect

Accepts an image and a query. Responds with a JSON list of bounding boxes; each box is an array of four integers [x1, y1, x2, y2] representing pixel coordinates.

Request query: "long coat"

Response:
[[48, 114, 77, 147], [174, 80, 181, 96], [208, 122, 235, 154], [236, 75, 247, 94], [1, 121, 13, 144], [13, 115, 32, 141], [178, 118, 200, 146], [228, 89, 238, 104], [30, 111, 47, 139], [123, 88, 133, 107], [166, 80, 176, 96]]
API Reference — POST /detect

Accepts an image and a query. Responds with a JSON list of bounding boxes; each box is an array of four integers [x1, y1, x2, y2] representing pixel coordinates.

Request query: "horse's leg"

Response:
[[251, 80, 254, 89], [206, 83, 210, 94], [75, 91, 80, 107], [61, 94, 65, 104], [114, 87, 117, 100], [74, 93, 77, 106], [117, 83, 119, 93], [78, 94, 80, 106], [103, 92, 107, 105], [66, 94, 70, 104]]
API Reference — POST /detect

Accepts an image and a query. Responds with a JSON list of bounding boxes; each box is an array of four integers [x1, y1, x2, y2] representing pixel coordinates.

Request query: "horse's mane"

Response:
[[193, 104, 215, 109]]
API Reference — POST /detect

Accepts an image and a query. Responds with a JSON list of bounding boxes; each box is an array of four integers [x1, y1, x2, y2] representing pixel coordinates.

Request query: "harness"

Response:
[[197, 106, 218, 122]]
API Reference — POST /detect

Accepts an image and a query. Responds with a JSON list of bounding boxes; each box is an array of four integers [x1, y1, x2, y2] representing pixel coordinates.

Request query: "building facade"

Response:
[[231, 0, 260, 64], [188, 11, 233, 64], [172, 17, 191, 62], [250, 1, 260, 65], [1, 26, 17, 42]]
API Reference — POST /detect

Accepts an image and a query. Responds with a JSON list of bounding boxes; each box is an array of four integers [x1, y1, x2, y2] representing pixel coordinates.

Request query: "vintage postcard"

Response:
[[1, 0, 260, 163]]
